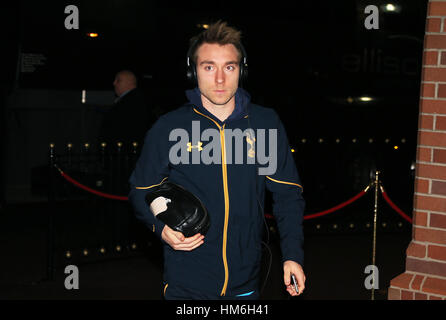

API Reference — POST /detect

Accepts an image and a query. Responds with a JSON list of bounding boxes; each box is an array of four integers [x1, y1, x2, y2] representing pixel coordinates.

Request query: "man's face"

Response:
[[196, 43, 240, 107], [113, 73, 126, 96]]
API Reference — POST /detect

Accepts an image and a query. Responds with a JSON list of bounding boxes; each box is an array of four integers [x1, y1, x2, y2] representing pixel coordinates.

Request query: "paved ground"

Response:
[[0, 201, 412, 300]]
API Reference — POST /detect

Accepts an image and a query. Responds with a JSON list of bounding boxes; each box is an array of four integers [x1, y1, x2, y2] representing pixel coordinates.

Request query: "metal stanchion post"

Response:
[[371, 170, 379, 300], [100, 142, 107, 254], [115, 142, 122, 251], [46, 143, 56, 281]]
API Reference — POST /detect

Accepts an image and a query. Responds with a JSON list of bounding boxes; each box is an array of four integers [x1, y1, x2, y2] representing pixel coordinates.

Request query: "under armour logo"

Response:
[[187, 141, 203, 152]]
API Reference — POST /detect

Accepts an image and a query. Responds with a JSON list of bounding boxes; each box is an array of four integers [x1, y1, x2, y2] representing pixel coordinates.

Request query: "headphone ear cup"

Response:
[[242, 65, 248, 82], [240, 59, 248, 85], [186, 60, 197, 85], [186, 66, 193, 82]]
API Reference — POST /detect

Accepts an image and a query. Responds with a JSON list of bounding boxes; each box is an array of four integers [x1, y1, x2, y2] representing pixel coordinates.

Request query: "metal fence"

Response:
[[44, 136, 415, 280]]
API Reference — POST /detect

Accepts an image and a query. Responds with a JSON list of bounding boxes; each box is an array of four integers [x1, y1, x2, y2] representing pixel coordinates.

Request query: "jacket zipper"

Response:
[[219, 124, 229, 296], [193, 108, 230, 296]]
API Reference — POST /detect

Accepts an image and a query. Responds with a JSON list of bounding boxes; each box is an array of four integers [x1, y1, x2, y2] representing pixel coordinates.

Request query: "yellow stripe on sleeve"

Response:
[[135, 177, 168, 190], [266, 176, 303, 190]]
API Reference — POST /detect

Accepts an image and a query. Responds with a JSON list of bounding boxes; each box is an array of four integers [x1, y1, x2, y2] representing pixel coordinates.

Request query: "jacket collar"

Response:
[[185, 87, 251, 125]]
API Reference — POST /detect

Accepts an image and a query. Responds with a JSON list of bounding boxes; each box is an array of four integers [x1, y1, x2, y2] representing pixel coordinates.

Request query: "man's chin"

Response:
[[202, 93, 235, 107], [211, 98, 231, 106]]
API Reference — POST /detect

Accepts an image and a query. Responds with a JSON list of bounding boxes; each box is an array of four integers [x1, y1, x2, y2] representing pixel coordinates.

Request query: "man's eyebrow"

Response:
[[199, 60, 215, 65], [199, 60, 239, 65]]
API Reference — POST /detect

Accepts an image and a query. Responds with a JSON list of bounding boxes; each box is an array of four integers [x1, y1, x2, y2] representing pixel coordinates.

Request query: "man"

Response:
[[128, 21, 305, 299], [99, 70, 155, 147]]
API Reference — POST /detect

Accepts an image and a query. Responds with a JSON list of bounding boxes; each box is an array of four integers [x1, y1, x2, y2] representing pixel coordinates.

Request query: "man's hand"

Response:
[[283, 260, 306, 296], [161, 225, 204, 251]]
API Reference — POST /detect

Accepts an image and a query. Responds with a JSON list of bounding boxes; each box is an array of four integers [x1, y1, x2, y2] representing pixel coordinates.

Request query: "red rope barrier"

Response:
[[303, 189, 368, 220], [55, 165, 129, 201], [56, 162, 385, 224], [265, 185, 371, 221], [379, 185, 413, 223], [57, 161, 371, 218], [54, 162, 414, 224]]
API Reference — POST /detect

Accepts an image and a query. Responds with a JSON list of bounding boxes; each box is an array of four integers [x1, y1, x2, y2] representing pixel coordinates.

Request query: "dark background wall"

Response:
[[1, 0, 428, 209]]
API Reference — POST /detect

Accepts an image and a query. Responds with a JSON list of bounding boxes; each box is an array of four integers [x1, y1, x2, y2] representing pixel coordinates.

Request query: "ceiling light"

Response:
[[381, 3, 401, 13], [359, 96, 373, 102], [385, 4, 396, 11], [196, 24, 209, 29]]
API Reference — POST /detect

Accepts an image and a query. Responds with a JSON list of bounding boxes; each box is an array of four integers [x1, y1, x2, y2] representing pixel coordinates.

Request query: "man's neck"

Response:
[[201, 95, 235, 123], [119, 87, 136, 98]]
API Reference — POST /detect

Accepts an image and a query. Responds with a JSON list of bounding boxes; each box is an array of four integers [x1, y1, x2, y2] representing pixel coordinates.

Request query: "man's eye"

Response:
[[226, 65, 236, 71], [204, 65, 214, 71]]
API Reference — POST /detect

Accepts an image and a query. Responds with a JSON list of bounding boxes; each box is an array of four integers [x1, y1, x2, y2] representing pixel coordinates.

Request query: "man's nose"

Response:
[[215, 68, 225, 84]]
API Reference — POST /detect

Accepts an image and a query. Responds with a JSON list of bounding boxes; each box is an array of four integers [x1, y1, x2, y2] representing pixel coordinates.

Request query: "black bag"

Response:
[[145, 181, 210, 237]]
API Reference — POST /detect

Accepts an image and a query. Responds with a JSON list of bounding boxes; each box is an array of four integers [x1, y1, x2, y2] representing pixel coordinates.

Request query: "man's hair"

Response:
[[189, 20, 243, 63]]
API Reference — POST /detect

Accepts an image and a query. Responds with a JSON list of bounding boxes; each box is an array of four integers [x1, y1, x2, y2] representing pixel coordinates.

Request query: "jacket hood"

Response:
[[185, 87, 251, 125]]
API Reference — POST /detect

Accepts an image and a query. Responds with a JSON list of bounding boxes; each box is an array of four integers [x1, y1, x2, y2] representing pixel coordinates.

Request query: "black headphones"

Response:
[[186, 39, 248, 86]]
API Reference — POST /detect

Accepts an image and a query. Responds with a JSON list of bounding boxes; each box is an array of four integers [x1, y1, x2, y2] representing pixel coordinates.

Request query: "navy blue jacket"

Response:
[[128, 87, 305, 299]]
